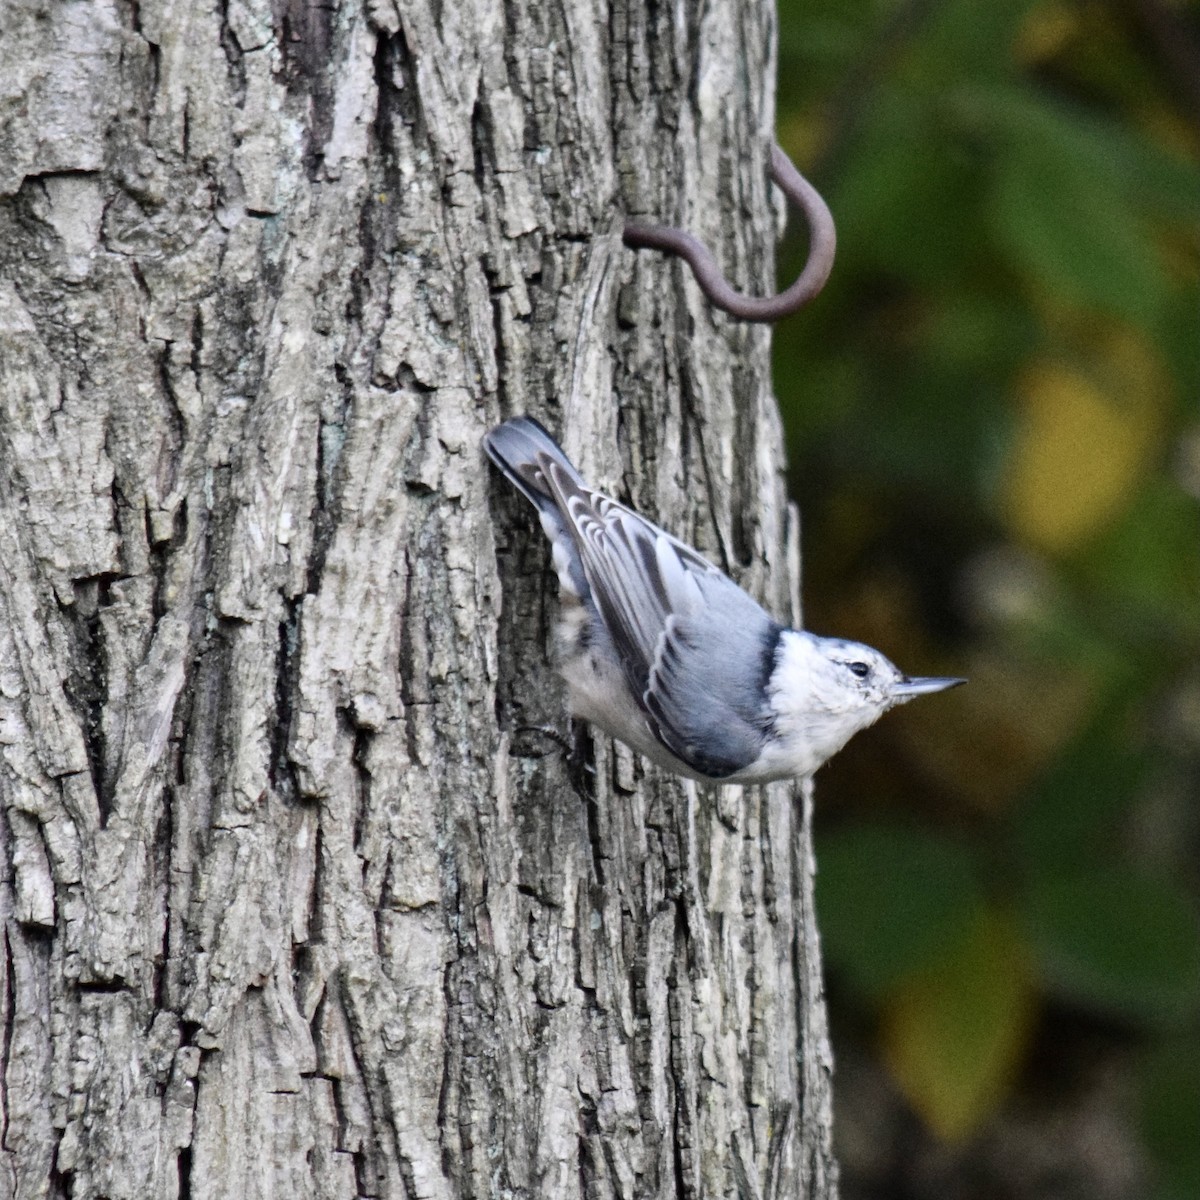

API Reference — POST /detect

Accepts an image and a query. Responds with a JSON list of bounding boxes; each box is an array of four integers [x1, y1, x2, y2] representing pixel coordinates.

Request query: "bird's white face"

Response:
[[764, 631, 961, 776]]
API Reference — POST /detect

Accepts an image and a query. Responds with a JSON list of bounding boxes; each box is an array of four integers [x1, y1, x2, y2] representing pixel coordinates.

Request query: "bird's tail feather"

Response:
[[483, 416, 583, 510], [484, 416, 591, 600]]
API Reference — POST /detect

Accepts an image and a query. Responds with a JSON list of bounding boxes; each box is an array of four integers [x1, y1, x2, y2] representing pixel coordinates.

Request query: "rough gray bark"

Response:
[[0, 0, 837, 1196]]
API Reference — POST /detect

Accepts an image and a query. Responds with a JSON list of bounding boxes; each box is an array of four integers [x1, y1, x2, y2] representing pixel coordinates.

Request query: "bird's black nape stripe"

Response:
[[757, 624, 787, 729]]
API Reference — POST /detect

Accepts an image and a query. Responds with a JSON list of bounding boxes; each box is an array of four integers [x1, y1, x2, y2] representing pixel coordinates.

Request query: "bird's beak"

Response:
[[893, 675, 967, 700]]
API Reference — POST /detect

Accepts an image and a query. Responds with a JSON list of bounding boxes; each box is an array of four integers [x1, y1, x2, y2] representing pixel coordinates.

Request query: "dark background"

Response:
[[773, 0, 1200, 1196]]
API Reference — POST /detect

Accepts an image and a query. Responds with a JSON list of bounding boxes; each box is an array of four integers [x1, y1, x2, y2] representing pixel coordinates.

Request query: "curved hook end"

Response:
[[622, 143, 836, 323]]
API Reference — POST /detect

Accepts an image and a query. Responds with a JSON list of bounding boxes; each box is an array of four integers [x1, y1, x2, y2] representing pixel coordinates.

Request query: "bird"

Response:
[[484, 416, 964, 785]]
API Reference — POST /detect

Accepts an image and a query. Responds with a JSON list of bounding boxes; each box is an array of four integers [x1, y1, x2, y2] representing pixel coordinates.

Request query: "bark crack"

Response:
[[0, 925, 15, 1153]]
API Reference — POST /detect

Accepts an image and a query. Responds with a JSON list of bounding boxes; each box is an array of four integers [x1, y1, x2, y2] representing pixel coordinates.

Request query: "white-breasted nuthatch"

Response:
[[485, 416, 964, 784]]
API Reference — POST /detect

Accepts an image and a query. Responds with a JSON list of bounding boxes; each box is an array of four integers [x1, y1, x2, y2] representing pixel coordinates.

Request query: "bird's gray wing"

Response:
[[543, 462, 781, 778]]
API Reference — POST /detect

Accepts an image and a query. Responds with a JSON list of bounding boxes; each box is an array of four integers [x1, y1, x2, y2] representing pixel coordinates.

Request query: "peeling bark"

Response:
[[0, 0, 837, 1196]]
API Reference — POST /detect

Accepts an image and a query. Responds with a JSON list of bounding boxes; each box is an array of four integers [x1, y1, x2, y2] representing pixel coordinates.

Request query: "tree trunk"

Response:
[[0, 0, 836, 1196]]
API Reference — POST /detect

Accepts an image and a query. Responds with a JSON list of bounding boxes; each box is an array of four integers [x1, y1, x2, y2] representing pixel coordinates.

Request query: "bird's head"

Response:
[[765, 631, 964, 775]]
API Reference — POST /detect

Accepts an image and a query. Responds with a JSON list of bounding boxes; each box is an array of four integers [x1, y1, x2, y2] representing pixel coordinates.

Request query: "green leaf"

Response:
[[1014, 723, 1147, 872], [816, 825, 984, 998], [901, 0, 1038, 88], [989, 137, 1164, 324], [975, 88, 1171, 324], [1022, 865, 1200, 1025], [831, 91, 982, 283], [776, 0, 890, 67], [1076, 478, 1200, 640], [1141, 1035, 1200, 1200], [972, 85, 1200, 224], [1157, 282, 1200, 399]]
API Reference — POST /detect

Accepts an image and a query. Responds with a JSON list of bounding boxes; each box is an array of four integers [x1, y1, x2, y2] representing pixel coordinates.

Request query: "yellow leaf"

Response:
[[777, 111, 830, 172], [1012, 0, 1081, 65], [881, 909, 1034, 1142], [1002, 328, 1169, 553]]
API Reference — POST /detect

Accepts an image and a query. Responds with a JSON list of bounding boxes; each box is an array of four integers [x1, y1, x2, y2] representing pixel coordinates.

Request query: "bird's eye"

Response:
[[848, 661, 870, 678]]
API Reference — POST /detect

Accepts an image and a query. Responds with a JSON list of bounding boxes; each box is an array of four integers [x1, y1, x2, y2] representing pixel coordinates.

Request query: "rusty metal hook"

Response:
[[622, 143, 836, 323]]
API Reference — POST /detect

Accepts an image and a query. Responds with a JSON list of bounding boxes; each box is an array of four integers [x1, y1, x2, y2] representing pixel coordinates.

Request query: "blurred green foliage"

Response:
[[774, 0, 1200, 1190], [818, 824, 984, 997]]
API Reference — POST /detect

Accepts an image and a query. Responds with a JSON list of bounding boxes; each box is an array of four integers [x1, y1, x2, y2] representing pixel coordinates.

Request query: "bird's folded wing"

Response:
[[543, 461, 780, 777]]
